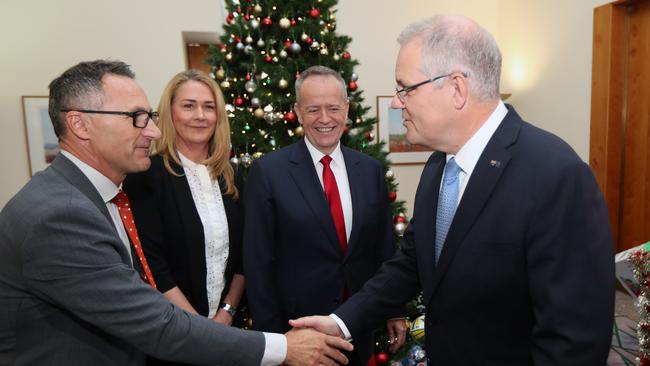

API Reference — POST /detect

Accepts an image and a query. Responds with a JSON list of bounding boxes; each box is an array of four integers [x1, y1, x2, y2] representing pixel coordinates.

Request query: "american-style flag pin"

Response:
[[490, 160, 501, 168]]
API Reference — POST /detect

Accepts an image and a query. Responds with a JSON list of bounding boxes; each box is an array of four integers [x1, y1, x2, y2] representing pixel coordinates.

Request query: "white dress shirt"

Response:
[[303, 138, 353, 241], [61, 150, 287, 365]]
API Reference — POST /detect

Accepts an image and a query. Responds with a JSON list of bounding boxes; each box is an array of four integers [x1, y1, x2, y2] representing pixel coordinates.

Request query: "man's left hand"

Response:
[[386, 318, 407, 353]]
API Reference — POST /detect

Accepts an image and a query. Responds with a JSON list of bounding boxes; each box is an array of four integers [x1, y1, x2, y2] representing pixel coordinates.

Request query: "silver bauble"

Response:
[[241, 153, 253, 168], [250, 19, 259, 29], [245, 80, 257, 93], [245, 35, 253, 44], [244, 45, 254, 55], [250, 97, 261, 107], [235, 42, 245, 51], [256, 38, 265, 48], [394, 222, 407, 236], [351, 72, 359, 81], [333, 53, 340, 61], [230, 156, 240, 165], [264, 111, 278, 125], [309, 41, 320, 51], [289, 42, 302, 54], [385, 169, 394, 179], [279, 49, 288, 58]]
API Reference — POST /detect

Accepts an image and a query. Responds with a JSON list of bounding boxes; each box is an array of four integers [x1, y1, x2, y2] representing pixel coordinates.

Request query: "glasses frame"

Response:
[[60, 109, 159, 128], [395, 72, 468, 102]]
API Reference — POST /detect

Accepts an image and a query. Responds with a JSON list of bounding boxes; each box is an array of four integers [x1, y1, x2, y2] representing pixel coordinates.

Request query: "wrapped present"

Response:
[[615, 241, 650, 297]]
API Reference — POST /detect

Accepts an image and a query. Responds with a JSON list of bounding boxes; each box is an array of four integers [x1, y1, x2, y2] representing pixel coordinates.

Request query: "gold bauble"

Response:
[[254, 108, 265, 118], [294, 126, 304, 136], [220, 80, 231, 89]]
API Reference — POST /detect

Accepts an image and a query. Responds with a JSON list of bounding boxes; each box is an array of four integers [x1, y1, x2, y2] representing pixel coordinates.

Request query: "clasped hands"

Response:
[[284, 316, 407, 365]]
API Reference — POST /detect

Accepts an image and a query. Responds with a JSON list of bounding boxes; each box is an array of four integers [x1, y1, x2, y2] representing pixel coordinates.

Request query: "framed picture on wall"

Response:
[[376, 95, 432, 165], [21, 96, 59, 176]]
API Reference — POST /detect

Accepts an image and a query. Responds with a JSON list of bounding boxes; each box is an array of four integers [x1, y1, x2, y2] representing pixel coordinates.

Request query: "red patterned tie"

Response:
[[321, 155, 347, 254], [111, 191, 157, 289]]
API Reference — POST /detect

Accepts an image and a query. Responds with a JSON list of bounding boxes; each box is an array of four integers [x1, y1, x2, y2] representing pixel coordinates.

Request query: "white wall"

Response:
[[0, 0, 613, 214]]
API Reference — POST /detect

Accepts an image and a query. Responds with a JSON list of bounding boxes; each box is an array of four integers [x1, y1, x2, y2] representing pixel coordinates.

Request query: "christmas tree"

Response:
[[206, 0, 424, 362]]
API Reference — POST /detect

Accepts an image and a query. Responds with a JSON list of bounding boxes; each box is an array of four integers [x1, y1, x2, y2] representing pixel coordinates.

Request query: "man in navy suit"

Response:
[[243, 66, 407, 365], [291, 15, 615, 365]]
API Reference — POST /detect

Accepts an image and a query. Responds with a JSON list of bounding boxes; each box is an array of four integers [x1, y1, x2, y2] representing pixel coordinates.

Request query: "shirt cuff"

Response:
[[261, 332, 287, 366], [329, 314, 353, 341]]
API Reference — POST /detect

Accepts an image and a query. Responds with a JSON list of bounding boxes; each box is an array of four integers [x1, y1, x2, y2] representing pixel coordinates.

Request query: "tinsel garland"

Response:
[[629, 244, 650, 365]]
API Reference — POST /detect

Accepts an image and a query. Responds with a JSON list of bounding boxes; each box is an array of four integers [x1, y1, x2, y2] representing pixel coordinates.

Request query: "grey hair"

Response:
[[295, 65, 348, 103], [48, 60, 135, 138], [397, 15, 501, 101]]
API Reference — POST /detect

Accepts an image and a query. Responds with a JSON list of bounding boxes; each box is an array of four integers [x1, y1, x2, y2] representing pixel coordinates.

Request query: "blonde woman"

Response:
[[125, 70, 244, 364]]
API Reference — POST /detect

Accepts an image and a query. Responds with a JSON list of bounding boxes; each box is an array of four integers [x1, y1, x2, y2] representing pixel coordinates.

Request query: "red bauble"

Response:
[[284, 39, 293, 49], [244, 13, 250, 21], [342, 51, 351, 60], [234, 97, 245, 106], [226, 13, 234, 24], [394, 215, 406, 223], [284, 111, 296, 123], [291, 18, 297, 26], [262, 16, 273, 26], [375, 352, 389, 366], [305, 37, 313, 45], [234, 36, 241, 43], [348, 80, 358, 91], [388, 191, 397, 202], [245, 73, 251, 81], [264, 55, 273, 63], [363, 131, 374, 141], [309, 8, 321, 18]]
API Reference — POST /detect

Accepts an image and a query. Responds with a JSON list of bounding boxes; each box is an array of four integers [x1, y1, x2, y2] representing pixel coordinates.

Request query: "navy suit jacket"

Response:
[[335, 106, 615, 365], [243, 139, 398, 361]]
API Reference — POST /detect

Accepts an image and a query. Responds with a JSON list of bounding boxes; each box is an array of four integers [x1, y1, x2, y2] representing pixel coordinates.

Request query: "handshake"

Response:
[[283, 315, 350, 366]]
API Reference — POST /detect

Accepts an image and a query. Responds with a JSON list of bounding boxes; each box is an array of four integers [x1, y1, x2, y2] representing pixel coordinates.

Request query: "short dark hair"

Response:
[[48, 60, 135, 138]]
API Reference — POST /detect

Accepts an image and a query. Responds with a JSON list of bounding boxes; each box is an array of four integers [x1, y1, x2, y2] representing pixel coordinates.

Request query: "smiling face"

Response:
[[294, 75, 349, 155], [170, 80, 218, 157], [84, 74, 161, 183], [391, 38, 457, 152]]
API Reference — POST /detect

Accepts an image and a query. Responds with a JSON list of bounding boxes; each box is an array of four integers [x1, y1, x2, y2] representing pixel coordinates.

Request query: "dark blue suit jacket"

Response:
[[335, 106, 615, 365], [243, 139, 398, 361]]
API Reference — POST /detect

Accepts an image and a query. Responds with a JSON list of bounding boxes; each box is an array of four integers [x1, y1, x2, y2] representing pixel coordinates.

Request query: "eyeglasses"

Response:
[[394, 72, 468, 102], [60, 109, 159, 128]]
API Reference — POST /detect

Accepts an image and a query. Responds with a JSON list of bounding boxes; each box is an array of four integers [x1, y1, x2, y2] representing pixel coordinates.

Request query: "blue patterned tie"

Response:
[[435, 158, 461, 263]]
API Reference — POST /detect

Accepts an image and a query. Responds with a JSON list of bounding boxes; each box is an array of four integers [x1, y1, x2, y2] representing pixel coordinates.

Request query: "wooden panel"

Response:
[[620, 0, 650, 249], [590, 4, 627, 250], [186, 43, 212, 75]]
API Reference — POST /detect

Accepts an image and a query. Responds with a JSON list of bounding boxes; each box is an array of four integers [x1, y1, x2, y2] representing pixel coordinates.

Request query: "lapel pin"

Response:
[[490, 160, 501, 168]]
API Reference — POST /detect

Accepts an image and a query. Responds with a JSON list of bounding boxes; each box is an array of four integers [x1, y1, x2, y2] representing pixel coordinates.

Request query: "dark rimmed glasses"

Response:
[[395, 72, 468, 102], [60, 109, 159, 128]]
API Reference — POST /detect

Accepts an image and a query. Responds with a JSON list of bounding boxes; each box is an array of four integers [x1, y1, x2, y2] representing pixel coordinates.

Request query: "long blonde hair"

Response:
[[153, 69, 238, 198]]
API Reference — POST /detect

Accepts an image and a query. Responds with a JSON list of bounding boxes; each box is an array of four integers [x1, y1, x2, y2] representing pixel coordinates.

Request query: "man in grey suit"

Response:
[[0, 60, 352, 366]]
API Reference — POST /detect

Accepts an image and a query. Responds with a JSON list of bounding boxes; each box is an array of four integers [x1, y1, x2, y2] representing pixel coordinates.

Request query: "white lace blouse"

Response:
[[178, 152, 229, 318]]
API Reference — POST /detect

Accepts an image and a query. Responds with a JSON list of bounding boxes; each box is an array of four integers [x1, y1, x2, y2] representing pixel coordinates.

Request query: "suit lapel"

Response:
[[342, 147, 361, 257], [415, 152, 445, 304], [288, 140, 341, 253], [426, 108, 520, 302]]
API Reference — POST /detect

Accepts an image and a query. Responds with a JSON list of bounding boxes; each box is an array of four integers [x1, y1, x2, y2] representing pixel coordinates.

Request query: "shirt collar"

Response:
[[304, 137, 344, 166], [61, 150, 120, 203], [449, 100, 508, 176], [178, 151, 200, 168]]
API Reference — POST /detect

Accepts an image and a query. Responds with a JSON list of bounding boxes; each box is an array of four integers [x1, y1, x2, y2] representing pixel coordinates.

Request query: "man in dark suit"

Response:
[[291, 15, 615, 365], [243, 66, 407, 365], [0, 60, 352, 366]]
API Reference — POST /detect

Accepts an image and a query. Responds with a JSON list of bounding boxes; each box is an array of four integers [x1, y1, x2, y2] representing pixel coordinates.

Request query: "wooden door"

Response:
[[590, 0, 650, 252]]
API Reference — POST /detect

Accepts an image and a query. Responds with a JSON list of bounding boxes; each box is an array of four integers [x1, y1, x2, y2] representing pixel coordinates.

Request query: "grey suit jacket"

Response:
[[0, 154, 265, 366]]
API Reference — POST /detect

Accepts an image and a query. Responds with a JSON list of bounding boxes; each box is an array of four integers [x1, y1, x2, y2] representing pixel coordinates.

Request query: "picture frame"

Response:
[[21, 96, 59, 176], [376, 95, 432, 165]]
